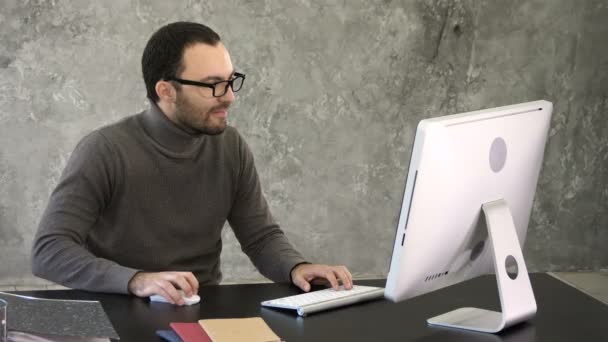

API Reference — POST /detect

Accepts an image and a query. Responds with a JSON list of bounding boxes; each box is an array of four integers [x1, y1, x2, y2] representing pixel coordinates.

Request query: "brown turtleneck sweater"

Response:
[[31, 103, 307, 294]]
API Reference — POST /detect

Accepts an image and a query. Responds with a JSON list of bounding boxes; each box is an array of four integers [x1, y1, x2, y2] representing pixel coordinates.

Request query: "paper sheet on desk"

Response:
[[0, 292, 119, 340], [199, 317, 281, 342]]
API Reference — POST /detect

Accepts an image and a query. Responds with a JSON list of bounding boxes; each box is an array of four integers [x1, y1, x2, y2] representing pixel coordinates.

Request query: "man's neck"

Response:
[[156, 100, 177, 123], [156, 100, 198, 135]]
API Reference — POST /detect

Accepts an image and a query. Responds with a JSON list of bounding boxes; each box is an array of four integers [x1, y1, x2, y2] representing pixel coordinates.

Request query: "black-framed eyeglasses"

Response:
[[167, 72, 246, 97]]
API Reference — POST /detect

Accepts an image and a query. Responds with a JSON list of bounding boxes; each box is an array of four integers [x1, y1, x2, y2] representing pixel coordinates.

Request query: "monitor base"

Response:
[[427, 199, 537, 333]]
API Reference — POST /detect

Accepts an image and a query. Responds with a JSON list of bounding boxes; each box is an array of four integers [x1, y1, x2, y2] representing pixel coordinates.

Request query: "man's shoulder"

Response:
[[69, 112, 143, 159], [97, 111, 141, 135], [91, 111, 143, 146]]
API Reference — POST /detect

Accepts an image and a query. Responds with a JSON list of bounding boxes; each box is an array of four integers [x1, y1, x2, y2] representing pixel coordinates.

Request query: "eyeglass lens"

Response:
[[214, 76, 244, 97]]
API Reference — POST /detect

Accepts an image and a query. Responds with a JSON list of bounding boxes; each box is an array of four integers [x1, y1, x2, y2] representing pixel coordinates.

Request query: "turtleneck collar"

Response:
[[138, 101, 207, 158]]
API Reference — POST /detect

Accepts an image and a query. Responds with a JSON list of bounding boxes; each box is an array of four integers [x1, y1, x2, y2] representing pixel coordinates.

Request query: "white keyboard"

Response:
[[261, 285, 384, 316]]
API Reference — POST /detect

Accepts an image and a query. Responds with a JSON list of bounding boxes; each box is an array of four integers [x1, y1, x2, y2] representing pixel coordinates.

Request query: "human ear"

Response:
[[155, 80, 176, 103]]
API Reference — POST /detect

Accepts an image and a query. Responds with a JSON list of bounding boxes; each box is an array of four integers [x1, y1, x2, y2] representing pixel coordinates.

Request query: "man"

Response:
[[32, 22, 352, 305]]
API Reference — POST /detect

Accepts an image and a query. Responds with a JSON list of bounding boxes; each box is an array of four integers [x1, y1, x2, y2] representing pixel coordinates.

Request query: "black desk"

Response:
[[17, 273, 608, 341]]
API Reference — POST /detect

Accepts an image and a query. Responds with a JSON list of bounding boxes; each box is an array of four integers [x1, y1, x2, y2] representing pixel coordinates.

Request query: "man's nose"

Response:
[[220, 85, 235, 103]]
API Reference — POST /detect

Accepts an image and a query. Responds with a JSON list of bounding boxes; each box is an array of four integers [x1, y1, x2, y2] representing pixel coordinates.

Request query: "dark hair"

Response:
[[142, 22, 221, 103]]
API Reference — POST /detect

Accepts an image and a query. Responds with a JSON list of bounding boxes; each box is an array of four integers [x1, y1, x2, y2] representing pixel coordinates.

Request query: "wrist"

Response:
[[127, 271, 143, 294], [289, 262, 311, 284]]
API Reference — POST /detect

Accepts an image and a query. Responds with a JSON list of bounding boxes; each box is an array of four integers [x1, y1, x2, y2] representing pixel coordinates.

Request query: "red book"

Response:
[[170, 322, 212, 342]]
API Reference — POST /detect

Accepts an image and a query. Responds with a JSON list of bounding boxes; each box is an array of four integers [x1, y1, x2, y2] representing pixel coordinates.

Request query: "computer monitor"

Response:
[[384, 100, 553, 333]]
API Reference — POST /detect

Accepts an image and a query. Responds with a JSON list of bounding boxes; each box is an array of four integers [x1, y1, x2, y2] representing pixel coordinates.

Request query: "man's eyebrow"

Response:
[[200, 71, 236, 82]]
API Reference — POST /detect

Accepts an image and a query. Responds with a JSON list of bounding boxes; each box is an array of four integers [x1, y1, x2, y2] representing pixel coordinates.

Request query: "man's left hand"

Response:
[[290, 263, 353, 292]]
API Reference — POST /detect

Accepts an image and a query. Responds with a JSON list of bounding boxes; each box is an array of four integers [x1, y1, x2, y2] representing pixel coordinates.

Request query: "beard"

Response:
[[174, 92, 228, 135]]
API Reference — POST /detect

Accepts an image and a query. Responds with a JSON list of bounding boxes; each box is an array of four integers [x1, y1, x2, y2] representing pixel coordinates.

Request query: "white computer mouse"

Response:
[[149, 290, 201, 305]]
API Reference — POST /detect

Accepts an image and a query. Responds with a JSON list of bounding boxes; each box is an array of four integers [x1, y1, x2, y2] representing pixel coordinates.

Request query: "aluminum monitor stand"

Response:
[[427, 199, 537, 333]]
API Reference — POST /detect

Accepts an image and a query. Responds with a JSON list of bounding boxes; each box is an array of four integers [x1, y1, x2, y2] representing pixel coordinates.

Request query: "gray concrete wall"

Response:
[[0, 0, 606, 287]]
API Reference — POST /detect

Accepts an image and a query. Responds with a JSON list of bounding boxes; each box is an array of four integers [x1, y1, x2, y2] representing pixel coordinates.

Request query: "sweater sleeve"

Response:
[[31, 131, 139, 294], [227, 135, 308, 283]]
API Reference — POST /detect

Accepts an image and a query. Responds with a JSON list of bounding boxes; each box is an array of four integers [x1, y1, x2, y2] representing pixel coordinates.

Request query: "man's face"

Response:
[[173, 42, 235, 135]]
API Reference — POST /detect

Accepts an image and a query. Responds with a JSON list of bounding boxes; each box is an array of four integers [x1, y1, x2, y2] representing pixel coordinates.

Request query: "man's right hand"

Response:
[[127, 271, 199, 305]]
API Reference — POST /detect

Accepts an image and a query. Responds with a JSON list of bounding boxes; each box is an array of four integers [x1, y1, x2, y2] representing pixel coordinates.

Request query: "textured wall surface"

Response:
[[0, 0, 606, 286]]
